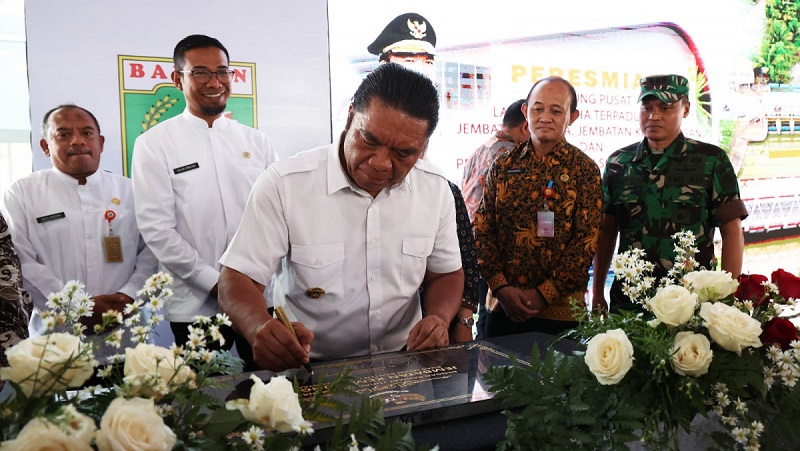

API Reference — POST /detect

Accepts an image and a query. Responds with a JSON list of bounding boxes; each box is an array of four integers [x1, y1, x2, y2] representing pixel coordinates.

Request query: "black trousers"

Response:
[[484, 308, 577, 338], [608, 279, 647, 315]]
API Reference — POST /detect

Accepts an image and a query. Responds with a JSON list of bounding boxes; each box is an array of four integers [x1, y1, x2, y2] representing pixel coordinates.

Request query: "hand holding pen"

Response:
[[248, 307, 314, 373], [274, 306, 313, 375]]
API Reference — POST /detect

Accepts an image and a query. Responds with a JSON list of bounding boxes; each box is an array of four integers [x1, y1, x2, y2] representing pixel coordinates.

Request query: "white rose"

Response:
[[671, 332, 714, 377], [682, 270, 738, 302], [227, 374, 308, 433], [0, 405, 95, 451], [584, 329, 634, 385], [647, 285, 698, 327], [123, 343, 195, 396], [96, 397, 176, 451], [698, 302, 763, 355], [0, 333, 95, 397]]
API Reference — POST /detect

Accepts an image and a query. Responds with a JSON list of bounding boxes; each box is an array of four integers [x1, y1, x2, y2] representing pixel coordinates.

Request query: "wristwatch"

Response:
[[458, 316, 475, 328]]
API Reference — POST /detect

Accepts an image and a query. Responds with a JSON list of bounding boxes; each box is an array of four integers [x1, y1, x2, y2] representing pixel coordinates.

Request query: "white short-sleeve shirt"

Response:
[[2, 168, 158, 361], [132, 110, 277, 321], [220, 138, 461, 360]]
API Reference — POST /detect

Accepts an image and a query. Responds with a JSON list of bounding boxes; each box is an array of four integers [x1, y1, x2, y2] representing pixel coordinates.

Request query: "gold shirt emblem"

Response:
[[306, 287, 325, 299]]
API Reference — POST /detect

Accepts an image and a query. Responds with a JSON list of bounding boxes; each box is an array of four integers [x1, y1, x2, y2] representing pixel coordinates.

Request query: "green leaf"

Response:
[[373, 421, 415, 451], [201, 408, 246, 441]]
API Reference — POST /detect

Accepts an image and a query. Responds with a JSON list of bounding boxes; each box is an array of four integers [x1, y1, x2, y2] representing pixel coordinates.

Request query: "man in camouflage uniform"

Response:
[[593, 74, 748, 313]]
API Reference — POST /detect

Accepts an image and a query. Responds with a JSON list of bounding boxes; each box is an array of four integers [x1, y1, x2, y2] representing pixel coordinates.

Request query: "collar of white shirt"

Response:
[[180, 108, 231, 130], [325, 134, 412, 197], [51, 165, 102, 186]]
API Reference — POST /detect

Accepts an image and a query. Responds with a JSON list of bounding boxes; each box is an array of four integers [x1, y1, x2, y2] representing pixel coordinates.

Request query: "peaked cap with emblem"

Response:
[[367, 12, 437, 58], [638, 74, 690, 104]]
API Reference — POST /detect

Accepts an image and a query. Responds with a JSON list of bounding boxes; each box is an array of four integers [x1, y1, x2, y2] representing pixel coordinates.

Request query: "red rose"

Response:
[[771, 269, 800, 300], [735, 274, 769, 305], [760, 317, 799, 350]]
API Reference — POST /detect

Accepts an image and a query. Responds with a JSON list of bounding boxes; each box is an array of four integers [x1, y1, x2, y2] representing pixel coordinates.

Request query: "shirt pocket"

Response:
[[400, 237, 435, 297], [35, 212, 72, 257], [289, 244, 345, 303], [170, 161, 206, 193], [670, 190, 705, 226], [232, 161, 265, 185], [611, 190, 643, 229]]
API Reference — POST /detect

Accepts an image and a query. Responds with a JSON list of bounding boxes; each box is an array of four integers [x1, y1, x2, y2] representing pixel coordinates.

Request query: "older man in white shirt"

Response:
[[131, 35, 277, 365], [219, 63, 464, 372], [2, 104, 157, 362]]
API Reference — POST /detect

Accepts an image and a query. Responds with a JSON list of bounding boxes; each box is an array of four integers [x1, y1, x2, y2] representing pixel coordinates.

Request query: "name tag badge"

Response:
[[537, 210, 555, 238], [173, 162, 200, 174], [36, 212, 66, 223], [538, 180, 555, 237], [103, 209, 123, 263], [103, 236, 124, 263]]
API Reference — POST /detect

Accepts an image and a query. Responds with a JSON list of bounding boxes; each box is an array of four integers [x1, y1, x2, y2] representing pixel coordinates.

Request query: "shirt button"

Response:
[[370, 276, 375, 281], [370, 238, 376, 244], [314, 259, 320, 266]]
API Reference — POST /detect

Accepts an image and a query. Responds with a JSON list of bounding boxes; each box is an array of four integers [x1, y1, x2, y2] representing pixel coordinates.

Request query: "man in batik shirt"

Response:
[[474, 77, 602, 337]]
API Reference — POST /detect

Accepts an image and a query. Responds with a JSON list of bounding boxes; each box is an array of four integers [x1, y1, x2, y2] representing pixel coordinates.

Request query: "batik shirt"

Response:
[[603, 133, 748, 281], [0, 212, 31, 366], [474, 139, 603, 321], [461, 131, 517, 223]]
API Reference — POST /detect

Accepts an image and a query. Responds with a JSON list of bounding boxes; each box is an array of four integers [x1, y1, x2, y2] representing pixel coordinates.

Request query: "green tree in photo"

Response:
[[753, 0, 800, 84]]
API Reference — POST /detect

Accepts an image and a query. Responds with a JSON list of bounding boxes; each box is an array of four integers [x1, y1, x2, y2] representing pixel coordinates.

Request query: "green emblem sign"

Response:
[[117, 55, 258, 176]]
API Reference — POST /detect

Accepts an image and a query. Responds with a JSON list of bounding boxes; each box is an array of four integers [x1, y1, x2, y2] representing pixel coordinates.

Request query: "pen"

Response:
[[274, 306, 313, 375]]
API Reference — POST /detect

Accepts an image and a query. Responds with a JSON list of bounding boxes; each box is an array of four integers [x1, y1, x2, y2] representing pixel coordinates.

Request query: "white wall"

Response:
[[25, 0, 331, 173]]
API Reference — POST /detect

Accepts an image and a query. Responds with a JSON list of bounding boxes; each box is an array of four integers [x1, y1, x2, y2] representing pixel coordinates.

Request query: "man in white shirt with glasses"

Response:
[[132, 34, 277, 368]]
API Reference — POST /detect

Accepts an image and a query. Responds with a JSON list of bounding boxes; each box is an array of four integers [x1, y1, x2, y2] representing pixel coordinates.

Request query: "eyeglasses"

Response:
[[178, 69, 234, 84]]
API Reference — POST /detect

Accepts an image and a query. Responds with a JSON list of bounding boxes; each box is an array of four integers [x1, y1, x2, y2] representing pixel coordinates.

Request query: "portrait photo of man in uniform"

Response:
[[367, 12, 437, 80]]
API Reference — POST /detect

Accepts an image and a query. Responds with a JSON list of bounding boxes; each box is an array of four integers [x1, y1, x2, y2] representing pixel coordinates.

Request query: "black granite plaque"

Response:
[[221, 340, 531, 431]]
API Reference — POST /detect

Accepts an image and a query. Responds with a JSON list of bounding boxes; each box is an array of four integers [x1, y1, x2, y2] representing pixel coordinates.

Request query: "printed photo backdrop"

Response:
[[329, 0, 762, 181]]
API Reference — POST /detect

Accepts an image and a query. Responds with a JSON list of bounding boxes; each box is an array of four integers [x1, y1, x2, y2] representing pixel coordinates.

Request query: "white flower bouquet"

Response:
[[0, 274, 427, 451], [486, 231, 800, 450]]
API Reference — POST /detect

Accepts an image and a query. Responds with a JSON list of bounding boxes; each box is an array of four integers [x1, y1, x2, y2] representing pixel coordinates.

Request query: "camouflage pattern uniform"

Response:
[[603, 133, 748, 311]]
